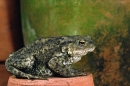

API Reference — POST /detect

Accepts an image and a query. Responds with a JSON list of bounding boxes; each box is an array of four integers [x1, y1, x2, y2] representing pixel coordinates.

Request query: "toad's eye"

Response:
[[79, 41, 85, 45], [78, 40, 86, 46]]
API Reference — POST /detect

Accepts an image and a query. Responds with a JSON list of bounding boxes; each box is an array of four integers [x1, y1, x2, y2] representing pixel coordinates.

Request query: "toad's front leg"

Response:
[[48, 56, 86, 77]]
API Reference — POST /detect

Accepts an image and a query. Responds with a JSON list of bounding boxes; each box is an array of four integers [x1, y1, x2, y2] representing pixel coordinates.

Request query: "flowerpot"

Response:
[[0, 0, 23, 61], [7, 74, 94, 86]]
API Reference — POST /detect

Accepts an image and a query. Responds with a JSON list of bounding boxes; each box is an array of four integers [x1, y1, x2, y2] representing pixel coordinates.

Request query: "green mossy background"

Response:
[[20, 0, 130, 86]]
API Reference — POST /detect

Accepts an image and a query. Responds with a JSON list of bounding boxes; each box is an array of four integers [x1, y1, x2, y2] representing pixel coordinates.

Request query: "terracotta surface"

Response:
[[0, 0, 23, 61], [0, 64, 11, 86], [7, 74, 94, 86]]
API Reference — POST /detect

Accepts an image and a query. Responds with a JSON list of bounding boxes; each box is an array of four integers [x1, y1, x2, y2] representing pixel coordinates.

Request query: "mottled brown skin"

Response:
[[5, 35, 95, 79]]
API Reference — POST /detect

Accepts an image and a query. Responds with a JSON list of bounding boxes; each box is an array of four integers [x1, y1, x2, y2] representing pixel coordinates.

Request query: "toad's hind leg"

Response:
[[5, 64, 39, 79], [5, 54, 47, 79]]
